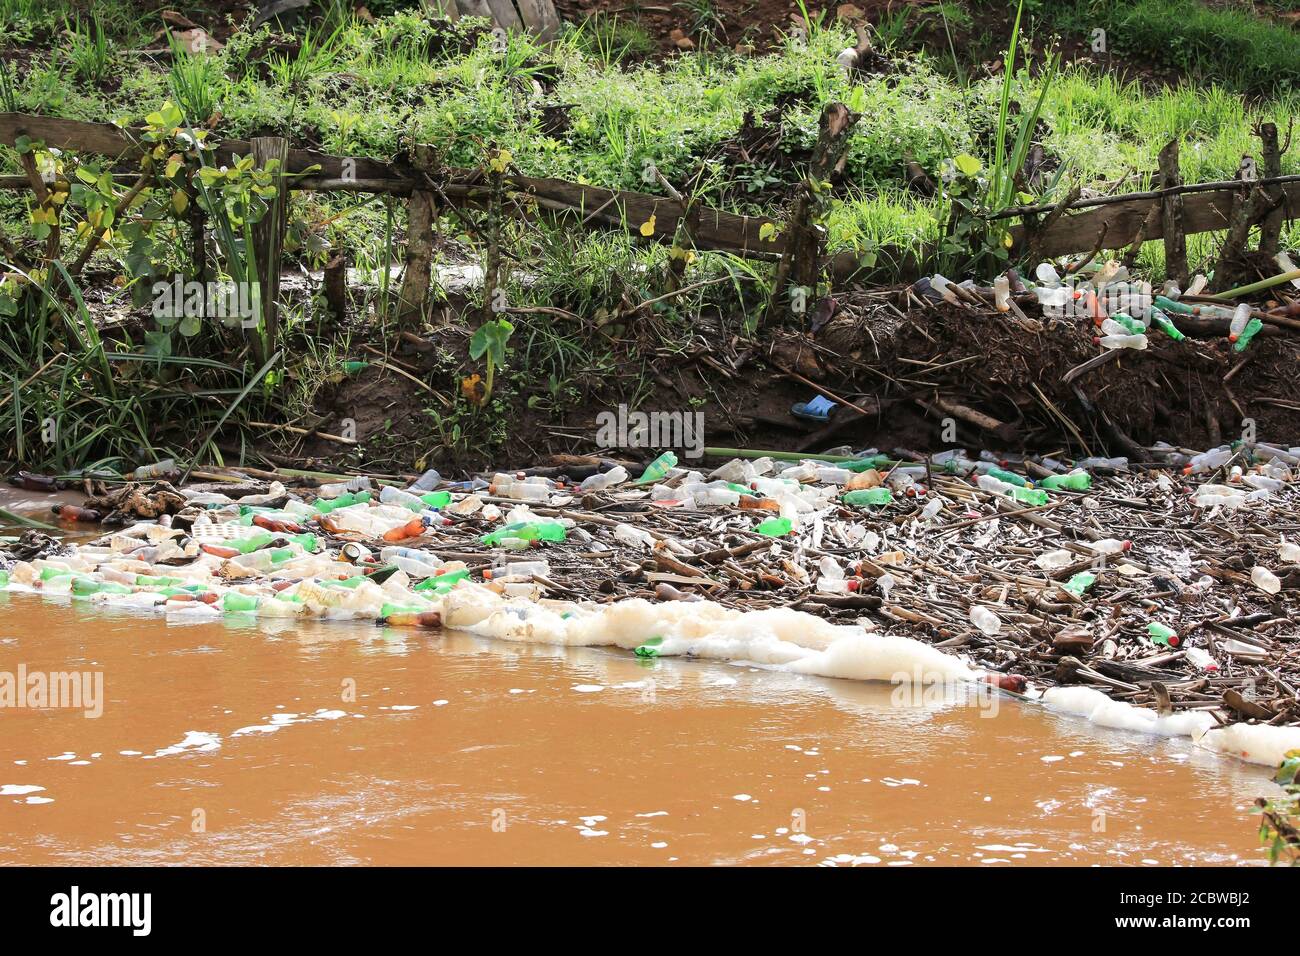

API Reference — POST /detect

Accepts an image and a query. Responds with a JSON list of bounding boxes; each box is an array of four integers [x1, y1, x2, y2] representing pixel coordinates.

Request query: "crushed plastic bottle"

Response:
[[841, 488, 893, 507], [1035, 548, 1073, 570], [755, 517, 793, 537]]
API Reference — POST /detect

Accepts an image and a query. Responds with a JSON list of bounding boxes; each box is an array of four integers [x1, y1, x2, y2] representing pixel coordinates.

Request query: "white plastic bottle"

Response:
[[579, 465, 629, 492]]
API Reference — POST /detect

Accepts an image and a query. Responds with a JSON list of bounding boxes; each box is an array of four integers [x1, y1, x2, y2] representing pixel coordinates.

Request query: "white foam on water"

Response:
[[1, 784, 45, 796]]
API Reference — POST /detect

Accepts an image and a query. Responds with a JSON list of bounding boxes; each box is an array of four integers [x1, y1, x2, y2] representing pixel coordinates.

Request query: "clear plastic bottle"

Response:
[[318, 476, 372, 499], [1086, 538, 1131, 556], [1251, 566, 1282, 594], [1035, 548, 1073, 570], [1228, 303, 1251, 343], [1185, 446, 1233, 474], [379, 485, 426, 512], [1098, 332, 1148, 350], [969, 605, 1002, 635], [579, 465, 629, 493]]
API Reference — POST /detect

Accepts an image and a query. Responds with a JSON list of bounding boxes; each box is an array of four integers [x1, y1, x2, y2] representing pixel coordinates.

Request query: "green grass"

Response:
[[1035, 0, 1300, 93], [5, 11, 1296, 269]]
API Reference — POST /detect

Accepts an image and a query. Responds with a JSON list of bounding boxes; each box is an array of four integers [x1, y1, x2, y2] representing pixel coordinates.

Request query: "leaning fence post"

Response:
[[250, 136, 289, 364], [1157, 139, 1188, 289]]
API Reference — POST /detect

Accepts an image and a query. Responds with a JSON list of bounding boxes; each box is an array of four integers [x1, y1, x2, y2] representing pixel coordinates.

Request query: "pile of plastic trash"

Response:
[[4, 437, 1300, 765], [920, 255, 1275, 352]]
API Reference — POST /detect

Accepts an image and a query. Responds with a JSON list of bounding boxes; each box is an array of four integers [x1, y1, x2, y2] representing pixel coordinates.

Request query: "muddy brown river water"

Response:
[[0, 589, 1279, 866]]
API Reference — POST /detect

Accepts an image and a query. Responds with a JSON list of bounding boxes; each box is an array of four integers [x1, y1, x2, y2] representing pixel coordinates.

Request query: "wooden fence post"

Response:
[[1258, 122, 1284, 259], [251, 136, 288, 364], [763, 102, 857, 327], [1158, 139, 1188, 288]]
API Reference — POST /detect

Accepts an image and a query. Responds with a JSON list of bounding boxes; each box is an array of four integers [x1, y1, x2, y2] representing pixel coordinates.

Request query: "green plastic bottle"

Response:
[[634, 636, 664, 658], [1063, 572, 1096, 596], [636, 451, 678, 485], [289, 532, 320, 553], [987, 468, 1029, 487], [1111, 313, 1146, 335], [1147, 622, 1179, 647], [1149, 308, 1185, 341], [0, 569, 9, 587], [1038, 471, 1092, 491], [843, 455, 891, 473], [414, 568, 470, 592], [342, 360, 370, 374], [1233, 317, 1263, 352], [755, 517, 793, 536], [420, 490, 452, 509], [222, 592, 260, 613], [480, 521, 567, 546], [232, 532, 275, 555], [1006, 486, 1049, 506], [72, 577, 131, 597], [40, 567, 73, 582], [842, 488, 894, 506]]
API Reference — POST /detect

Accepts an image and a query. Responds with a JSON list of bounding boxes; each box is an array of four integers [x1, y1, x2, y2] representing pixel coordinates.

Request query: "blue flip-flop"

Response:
[[791, 394, 837, 423]]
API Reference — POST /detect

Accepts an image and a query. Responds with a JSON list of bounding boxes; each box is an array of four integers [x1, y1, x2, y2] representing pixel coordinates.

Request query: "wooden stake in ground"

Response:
[[763, 102, 858, 328], [1158, 139, 1188, 288], [396, 144, 439, 330], [1258, 122, 1285, 259], [250, 136, 289, 364], [1214, 153, 1267, 292]]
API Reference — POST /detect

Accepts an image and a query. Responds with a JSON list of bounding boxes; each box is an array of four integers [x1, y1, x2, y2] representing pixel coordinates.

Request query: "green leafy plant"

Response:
[[1256, 751, 1300, 865], [468, 317, 514, 406]]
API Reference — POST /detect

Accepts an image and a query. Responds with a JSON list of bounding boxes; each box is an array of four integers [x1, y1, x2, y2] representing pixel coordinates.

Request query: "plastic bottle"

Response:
[[975, 474, 1048, 506], [969, 605, 1002, 635], [1037, 470, 1091, 491], [1098, 332, 1148, 350], [382, 516, 429, 542], [755, 517, 793, 537], [130, 458, 178, 481], [1280, 540, 1300, 564], [51, 504, 102, 522], [1147, 623, 1179, 647], [842, 488, 893, 507], [1086, 538, 1131, 556], [1233, 317, 1264, 352], [613, 523, 656, 549], [317, 476, 372, 499], [1184, 647, 1219, 672], [929, 274, 961, 304], [987, 467, 1028, 487], [1228, 303, 1251, 343], [1148, 307, 1185, 341], [1063, 572, 1096, 596], [636, 452, 678, 485], [1251, 566, 1282, 594], [579, 465, 629, 493], [1035, 548, 1073, 570], [1184, 446, 1233, 475], [379, 485, 427, 512], [222, 592, 260, 613]]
